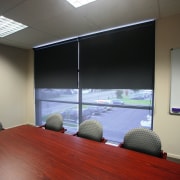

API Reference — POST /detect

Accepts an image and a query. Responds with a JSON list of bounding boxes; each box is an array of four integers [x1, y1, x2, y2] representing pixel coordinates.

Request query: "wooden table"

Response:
[[0, 125, 180, 180]]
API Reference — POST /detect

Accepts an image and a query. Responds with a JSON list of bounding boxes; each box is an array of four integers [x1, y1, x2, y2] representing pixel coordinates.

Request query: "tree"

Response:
[[116, 90, 123, 99]]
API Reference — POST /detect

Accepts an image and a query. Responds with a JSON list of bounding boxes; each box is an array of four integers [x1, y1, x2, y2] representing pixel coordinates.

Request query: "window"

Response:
[[34, 21, 155, 143], [35, 88, 79, 133], [82, 89, 153, 142], [35, 88, 153, 142]]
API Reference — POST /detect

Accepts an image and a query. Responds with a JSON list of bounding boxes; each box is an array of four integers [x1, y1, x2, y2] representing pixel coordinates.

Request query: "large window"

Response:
[[35, 88, 153, 142], [34, 21, 155, 143]]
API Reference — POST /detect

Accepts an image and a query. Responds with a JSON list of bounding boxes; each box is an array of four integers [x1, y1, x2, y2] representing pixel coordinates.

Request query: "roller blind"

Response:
[[79, 21, 155, 89], [34, 39, 78, 88]]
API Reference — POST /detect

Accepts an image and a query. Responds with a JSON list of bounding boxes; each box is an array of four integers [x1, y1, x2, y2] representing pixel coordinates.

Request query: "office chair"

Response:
[[0, 122, 4, 131], [120, 128, 167, 159], [74, 119, 106, 142], [39, 114, 66, 133]]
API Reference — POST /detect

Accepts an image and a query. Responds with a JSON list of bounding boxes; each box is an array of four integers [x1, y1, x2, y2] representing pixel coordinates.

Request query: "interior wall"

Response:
[[0, 13, 180, 159], [155, 13, 180, 159], [0, 44, 34, 128], [26, 49, 35, 125]]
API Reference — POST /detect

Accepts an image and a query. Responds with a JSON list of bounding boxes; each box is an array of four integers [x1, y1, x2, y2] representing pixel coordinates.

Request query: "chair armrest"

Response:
[[73, 132, 78, 136], [38, 125, 66, 133], [73, 132, 106, 143], [101, 137, 107, 143], [161, 150, 167, 159], [38, 124, 45, 128], [60, 127, 67, 133], [119, 143, 167, 159], [119, 142, 124, 147]]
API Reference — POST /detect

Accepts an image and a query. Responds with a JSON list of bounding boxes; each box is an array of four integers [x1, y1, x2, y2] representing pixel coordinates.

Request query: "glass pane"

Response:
[[35, 88, 153, 142], [37, 101, 78, 134], [35, 88, 78, 102], [82, 89, 152, 107], [85, 105, 152, 143], [82, 89, 153, 143], [35, 88, 79, 134]]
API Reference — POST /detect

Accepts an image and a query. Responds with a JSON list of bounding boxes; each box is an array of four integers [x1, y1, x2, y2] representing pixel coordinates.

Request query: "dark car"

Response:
[[87, 106, 104, 115], [112, 99, 124, 105], [62, 108, 91, 123]]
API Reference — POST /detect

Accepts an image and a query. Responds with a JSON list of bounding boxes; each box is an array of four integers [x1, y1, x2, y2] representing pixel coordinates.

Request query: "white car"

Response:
[[140, 114, 152, 128]]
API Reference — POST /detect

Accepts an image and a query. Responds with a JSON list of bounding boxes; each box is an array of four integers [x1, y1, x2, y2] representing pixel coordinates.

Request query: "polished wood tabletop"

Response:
[[0, 124, 180, 180]]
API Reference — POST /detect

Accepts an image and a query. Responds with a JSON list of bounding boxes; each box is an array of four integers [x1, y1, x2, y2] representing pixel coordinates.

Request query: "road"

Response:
[[63, 107, 151, 143], [91, 107, 151, 142]]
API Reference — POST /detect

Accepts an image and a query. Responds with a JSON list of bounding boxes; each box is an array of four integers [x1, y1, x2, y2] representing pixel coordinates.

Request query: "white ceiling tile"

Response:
[[0, 0, 180, 49], [3, 0, 72, 26], [159, 0, 180, 17], [0, 0, 23, 14], [0, 27, 58, 49]]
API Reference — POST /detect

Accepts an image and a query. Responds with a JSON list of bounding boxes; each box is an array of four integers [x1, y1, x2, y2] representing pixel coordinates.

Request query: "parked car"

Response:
[[130, 93, 145, 100], [95, 99, 113, 111], [62, 108, 91, 123], [112, 99, 124, 105], [87, 106, 104, 115], [140, 114, 152, 129]]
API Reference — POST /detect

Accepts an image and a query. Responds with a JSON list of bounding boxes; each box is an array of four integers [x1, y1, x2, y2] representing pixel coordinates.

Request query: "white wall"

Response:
[[26, 49, 35, 125], [155, 13, 180, 159], [0, 44, 34, 128]]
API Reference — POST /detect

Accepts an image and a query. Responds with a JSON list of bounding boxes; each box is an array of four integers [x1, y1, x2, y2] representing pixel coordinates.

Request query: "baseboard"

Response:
[[167, 153, 180, 159]]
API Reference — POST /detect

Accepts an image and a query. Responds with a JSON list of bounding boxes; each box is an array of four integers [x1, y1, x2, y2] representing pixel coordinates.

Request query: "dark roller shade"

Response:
[[79, 21, 155, 89], [34, 40, 78, 88]]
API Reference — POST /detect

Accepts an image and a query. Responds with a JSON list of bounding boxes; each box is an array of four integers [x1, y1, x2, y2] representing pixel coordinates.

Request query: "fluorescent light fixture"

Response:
[[66, 0, 96, 8], [0, 16, 28, 38]]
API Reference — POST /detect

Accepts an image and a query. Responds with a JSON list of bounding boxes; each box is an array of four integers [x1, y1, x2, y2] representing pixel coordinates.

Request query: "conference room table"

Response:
[[0, 125, 180, 179]]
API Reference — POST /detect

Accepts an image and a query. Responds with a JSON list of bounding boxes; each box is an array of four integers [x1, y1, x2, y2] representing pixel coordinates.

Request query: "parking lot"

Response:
[[37, 89, 152, 143], [63, 106, 151, 143]]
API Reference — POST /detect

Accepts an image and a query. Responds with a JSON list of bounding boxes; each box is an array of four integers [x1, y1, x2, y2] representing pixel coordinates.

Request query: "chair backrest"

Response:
[[0, 122, 3, 131], [122, 128, 162, 157], [45, 114, 63, 132], [77, 120, 103, 142]]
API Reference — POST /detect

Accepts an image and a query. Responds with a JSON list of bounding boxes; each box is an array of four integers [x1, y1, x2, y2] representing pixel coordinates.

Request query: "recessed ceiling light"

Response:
[[66, 0, 96, 8], [0, 16, 28, 38]]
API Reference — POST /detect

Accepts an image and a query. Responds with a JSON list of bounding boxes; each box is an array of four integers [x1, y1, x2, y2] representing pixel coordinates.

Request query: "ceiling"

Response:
[[0, 0, 180, 50]]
